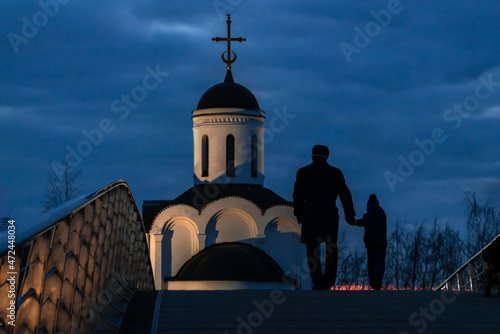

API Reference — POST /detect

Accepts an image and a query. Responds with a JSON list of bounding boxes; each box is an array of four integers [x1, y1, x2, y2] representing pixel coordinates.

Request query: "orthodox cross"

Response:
[[212, 14, 246, 70]]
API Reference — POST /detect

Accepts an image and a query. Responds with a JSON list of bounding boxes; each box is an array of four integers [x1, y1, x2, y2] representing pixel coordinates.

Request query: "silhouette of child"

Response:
[[352, 194, 387, 290]]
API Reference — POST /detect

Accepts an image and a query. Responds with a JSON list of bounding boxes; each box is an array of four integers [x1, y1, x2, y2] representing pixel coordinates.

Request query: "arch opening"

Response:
[[251, 135, 258, 178], [226, 134, 235, 177], [202, 135, 209, 177]]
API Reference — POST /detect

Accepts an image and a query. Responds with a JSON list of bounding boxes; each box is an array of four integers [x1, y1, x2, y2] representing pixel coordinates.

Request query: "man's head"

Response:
[[312, 145, 329, 162]]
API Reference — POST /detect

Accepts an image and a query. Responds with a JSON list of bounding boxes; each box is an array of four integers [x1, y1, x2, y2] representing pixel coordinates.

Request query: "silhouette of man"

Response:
[[293, 145, 356, 290]]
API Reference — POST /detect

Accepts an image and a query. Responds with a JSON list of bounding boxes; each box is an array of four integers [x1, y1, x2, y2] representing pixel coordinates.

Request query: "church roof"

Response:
[[142, 185, 293, 232], [142, 200, 170, 231], [168, 184, 291, 212], [170, 242, 287, 281], [196, 70, 260, 110]]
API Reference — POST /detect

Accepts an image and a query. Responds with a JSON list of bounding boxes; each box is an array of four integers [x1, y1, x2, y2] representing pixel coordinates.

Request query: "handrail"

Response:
[[0, 179, 134, 258], [0, 180, 155, 333], [435, 233, 500, 292]]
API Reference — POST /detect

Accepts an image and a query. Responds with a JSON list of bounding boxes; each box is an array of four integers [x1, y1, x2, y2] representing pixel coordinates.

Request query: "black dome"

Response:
[[174, 242, 286, 281], [197, 70, 260, 110]]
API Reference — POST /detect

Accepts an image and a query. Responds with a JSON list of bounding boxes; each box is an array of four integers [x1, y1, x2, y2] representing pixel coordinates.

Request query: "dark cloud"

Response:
[[1, 0, 499, 237]]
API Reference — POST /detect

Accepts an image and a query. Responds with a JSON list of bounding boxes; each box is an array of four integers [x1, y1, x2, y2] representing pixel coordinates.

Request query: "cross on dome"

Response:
[[212, 14, 246, 70]]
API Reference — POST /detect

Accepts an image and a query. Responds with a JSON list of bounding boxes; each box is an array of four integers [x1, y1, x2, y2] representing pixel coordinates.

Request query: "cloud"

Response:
[[1, 0, 500, 236], [0, 106, 14, 117], [476, 106, 500, 119]]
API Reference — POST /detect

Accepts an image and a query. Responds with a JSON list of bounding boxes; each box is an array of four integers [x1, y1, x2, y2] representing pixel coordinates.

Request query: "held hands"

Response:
[[347, 218, 358, 226]]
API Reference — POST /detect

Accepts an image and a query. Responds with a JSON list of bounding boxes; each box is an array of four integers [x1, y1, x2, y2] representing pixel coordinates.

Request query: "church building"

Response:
[[143, 15, 310, 290]]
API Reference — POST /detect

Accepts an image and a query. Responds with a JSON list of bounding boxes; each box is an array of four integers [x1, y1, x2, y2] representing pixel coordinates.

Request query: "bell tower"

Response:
[[192, 15, 265, 186]]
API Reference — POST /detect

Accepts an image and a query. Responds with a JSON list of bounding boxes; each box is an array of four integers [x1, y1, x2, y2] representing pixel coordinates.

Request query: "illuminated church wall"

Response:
[[149, 198, 308, 289]]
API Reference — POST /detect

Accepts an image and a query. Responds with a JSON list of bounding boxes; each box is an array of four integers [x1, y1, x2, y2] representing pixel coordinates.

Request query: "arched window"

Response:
[[202, 135, 209, 177], [226, 134, 235, 177], [251, 135, 258, 178]]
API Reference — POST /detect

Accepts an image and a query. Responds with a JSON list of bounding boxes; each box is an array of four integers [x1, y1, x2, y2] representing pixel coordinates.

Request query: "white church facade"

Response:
[[143, 15, 311, 290]]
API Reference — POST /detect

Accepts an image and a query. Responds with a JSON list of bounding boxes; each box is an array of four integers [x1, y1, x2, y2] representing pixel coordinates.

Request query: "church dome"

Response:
[[197, 70, 260, 110], [173, 242, 286, 281]]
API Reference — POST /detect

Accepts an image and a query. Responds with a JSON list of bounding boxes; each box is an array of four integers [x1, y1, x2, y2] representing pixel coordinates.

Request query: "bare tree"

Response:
[[464, 192, 500, 257], [404, 223, 426, 290], [43, 157, 83, 210], [384, 219, 463, 290], [386, 221, 406, 290], [437, 224, 464, 279], [336, 232, 369, 289], [323, 192, 499, 290], [419, 219, 463, 290], [336, 249, 367, 289], [422, 220, 445, 289]]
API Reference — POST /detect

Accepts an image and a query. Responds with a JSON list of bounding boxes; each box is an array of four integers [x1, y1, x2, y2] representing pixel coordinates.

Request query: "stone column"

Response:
[[150, 234, 164, 290]]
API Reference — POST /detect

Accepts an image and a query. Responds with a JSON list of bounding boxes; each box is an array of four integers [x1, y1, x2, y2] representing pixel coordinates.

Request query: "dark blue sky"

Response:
[[1, 0, 500, 240]]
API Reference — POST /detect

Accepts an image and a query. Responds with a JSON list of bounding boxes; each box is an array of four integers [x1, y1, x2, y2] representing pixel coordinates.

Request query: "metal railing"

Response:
[[0, 180, 154, 334], [436, 233, 500, 292]]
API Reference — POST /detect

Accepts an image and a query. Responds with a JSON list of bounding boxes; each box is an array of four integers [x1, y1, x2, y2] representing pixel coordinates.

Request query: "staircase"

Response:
[[2, 181, 499, 334]]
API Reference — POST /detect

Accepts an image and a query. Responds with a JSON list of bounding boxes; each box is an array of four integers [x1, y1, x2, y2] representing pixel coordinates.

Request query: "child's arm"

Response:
[[353, 214, 369, 226], [354, 218, 364, 226]]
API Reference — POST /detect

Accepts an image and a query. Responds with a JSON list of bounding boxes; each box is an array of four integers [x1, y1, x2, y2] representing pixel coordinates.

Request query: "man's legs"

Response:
[[323, 237, 338, 290], [306, 240, 324, 290]]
